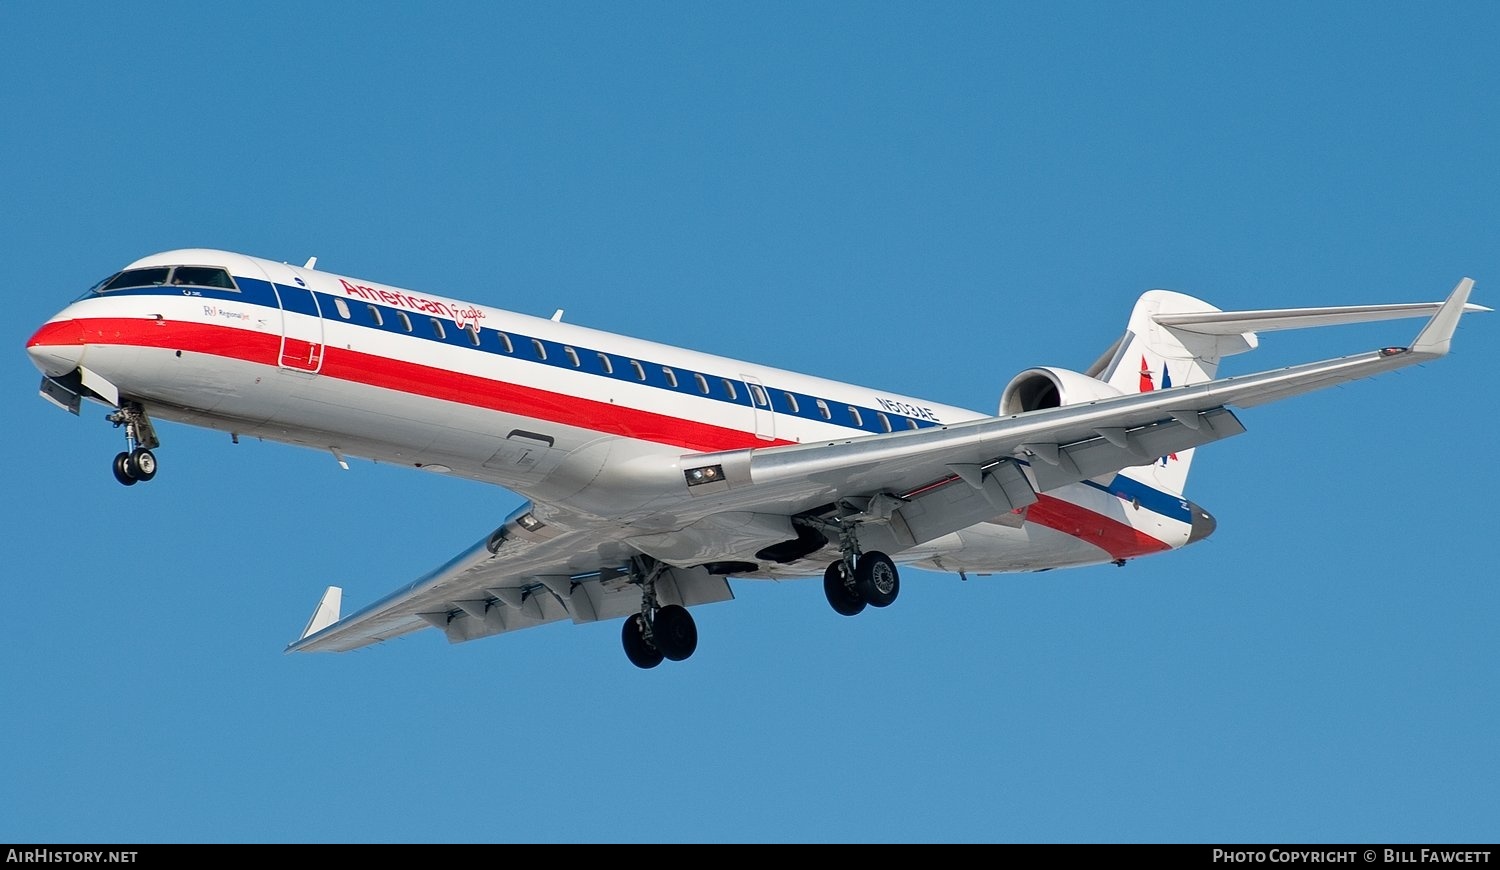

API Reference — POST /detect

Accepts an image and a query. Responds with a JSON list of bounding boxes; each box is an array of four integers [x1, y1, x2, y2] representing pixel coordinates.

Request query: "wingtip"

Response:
[[296, 585, 343, 643], [1410, 277, 1477, 356]]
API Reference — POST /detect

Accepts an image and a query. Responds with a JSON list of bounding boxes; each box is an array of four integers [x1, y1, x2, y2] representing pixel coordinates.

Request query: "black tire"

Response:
[[112, 452, 138, 486], [128, 447, 157, 481], [854, 551, 900, 608], [823, 560, 866, 616], [622, 613, 664, 669], [653, 604, 698, 661]]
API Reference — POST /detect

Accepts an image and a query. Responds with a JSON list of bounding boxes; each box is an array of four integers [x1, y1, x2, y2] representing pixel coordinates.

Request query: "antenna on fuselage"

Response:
[[551, 309, 564, 322], [303, 257, 318, 269]]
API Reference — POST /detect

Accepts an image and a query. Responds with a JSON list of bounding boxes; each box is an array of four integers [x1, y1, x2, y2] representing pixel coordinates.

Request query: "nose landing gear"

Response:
[[107, 402, 160, 486], [112, 448, 156, 486]]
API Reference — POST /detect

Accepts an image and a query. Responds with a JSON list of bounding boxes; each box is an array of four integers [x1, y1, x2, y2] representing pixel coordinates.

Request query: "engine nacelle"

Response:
[[999, 367, 1125, 415]]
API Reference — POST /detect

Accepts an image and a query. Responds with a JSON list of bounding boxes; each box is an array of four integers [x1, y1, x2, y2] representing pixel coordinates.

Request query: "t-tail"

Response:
[[1089, 283, 1487, 497], [1090, 290, 1237, 496]]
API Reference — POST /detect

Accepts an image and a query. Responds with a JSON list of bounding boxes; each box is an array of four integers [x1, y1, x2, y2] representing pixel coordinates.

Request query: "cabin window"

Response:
[[782, 392, 799, 413], [367, 305, 383, 327], [596, 352, 614, 374], [815, 398, 831, 420], [722, 379, 737, 400], [333, 298, 351, 319], [749, 384, 769, 407], [99, 267, 171, 291], [430, 317, 445, 339], [694, 373, 709, 394], [532, 339, 547, 360], [630, 360, 646, 381], [848, 406, 863, 427], [876, 412, 892, 433], [169, 266, 237, 290], [498, 332, 514, 353], [465, 324, 481, 346], [564, 346, 581, 367], [662, 367, 678, 388]]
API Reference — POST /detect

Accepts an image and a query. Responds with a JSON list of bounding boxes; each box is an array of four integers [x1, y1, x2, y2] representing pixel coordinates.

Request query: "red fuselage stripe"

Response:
[[1024, 498, 1173, 558], [33, 316, 1173, 558], [32, 317, 773, 452]]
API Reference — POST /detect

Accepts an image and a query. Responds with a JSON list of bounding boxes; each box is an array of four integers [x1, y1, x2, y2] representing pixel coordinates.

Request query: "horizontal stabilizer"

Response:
[[299, 586, 343, 641], [1154, 290, 1489, 336]]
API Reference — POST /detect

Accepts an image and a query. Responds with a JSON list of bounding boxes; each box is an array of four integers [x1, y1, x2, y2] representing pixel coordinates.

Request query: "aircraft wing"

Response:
[[288, 511, 736, 652], [669, 278, 1481, 544], [288, 279, 1479, 654]]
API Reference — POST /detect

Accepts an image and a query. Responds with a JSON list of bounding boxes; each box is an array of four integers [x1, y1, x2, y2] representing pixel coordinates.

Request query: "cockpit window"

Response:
[[94, 265, 238, 293], [169, 266, 237, 289], [99, 268, 171, 291]]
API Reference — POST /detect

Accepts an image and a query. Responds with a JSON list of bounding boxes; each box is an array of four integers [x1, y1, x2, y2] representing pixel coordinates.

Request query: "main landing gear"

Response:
[[107, 401, 160, 486], [621, 556, 699, 669], [820, 518, 900, 617]]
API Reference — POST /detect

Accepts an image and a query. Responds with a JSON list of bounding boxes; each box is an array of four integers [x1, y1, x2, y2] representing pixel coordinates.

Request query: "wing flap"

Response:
[[883, 458, 1036, 548], [438, 564, 732, 645], [1027, 407, 1246, 491]]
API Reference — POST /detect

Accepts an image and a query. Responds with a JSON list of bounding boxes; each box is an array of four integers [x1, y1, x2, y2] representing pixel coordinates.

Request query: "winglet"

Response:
[[1411, 277, 1478, 357], [298, 586, 343, 641]]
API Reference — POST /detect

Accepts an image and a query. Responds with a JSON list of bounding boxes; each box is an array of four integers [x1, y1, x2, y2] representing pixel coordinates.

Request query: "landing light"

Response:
[[685, 464, 725, 486], [516, 512, 546, 532]]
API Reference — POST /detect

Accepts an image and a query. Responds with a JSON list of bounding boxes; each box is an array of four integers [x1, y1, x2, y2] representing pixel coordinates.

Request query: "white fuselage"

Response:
[[27, 249, 1200, 579]]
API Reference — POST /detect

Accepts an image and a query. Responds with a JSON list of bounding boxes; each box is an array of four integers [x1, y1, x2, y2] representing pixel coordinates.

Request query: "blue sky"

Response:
[[3, 1, 1496, 844]]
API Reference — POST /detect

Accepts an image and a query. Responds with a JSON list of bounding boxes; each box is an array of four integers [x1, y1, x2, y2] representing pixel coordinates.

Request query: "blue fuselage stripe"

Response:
[[93, 281, 1192, 523]]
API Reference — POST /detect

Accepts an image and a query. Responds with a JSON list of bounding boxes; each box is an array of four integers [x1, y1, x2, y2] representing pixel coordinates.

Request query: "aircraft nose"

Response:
[[26, 321, 85, 377]]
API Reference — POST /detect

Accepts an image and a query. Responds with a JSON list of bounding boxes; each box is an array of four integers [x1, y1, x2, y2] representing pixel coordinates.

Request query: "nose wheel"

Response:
[[112, 448, 157, 486], [106, 401, 160, 486]]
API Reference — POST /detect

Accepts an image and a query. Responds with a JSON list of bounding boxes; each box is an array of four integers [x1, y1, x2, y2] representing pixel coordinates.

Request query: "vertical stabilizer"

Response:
[[1097, 291, 1254, 496]]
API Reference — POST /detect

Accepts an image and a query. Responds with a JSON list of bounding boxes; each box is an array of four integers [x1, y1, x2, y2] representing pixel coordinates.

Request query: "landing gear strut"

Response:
[[107, 401, 159, 486], [819, 517, 900, 616], [621, 556, 699, 669]]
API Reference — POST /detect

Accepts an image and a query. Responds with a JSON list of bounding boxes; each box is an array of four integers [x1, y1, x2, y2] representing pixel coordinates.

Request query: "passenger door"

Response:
[[253, 261, 324, 374]]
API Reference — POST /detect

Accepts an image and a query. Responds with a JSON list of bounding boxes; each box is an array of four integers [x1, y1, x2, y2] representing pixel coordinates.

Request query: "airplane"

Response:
[[25, 249, 1487, 667]]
